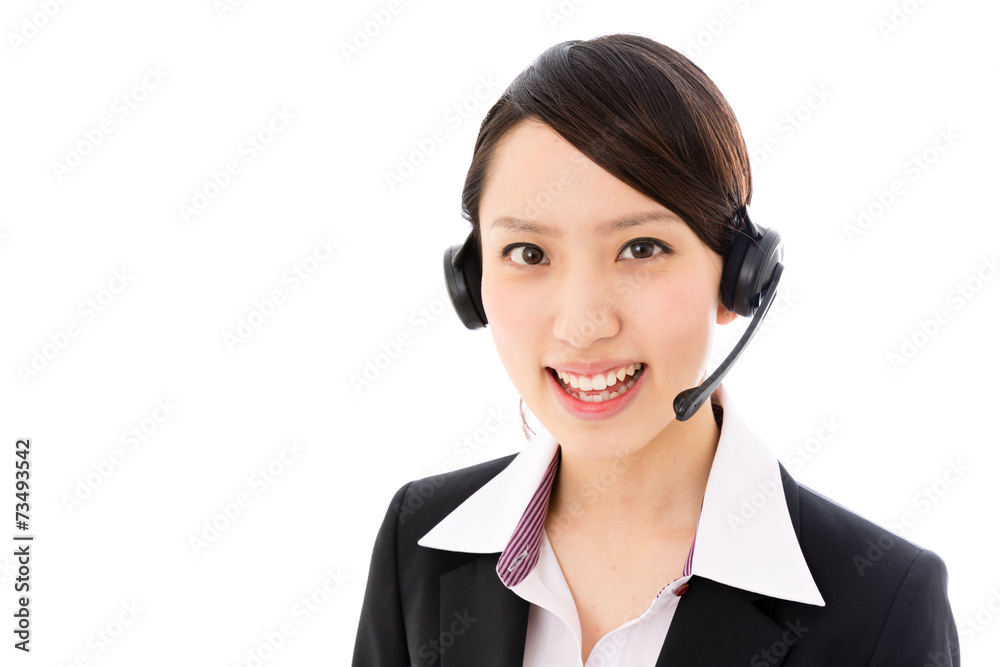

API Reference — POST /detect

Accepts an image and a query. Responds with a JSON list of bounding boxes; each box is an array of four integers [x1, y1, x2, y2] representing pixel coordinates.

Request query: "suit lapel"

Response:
[[655, 576, 790, 665], [778, 462, 801, 540], [440, 553, 530, 666]]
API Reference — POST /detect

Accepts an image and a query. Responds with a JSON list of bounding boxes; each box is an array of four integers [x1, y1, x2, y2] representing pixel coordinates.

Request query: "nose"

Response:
[[551, 270, 621, 348]]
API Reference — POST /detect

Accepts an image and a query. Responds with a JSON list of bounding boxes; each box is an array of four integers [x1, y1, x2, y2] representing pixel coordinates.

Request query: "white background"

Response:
[[1, 0, 997, 664]]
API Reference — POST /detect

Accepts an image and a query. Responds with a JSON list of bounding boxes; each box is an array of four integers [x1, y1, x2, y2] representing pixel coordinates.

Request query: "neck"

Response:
[[545, 401, 721, 546]]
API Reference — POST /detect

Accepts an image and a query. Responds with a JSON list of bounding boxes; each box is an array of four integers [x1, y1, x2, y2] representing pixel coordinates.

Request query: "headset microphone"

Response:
[[672, 260, 783, 420], [443, 206, 784, 422]]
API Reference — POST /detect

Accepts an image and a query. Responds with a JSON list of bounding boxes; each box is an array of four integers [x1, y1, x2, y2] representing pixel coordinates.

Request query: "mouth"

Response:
[[546, 363, 646, 403]]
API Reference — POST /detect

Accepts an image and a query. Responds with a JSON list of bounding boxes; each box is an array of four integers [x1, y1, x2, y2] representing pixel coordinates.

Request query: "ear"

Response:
[[716, 301, 739, 325]]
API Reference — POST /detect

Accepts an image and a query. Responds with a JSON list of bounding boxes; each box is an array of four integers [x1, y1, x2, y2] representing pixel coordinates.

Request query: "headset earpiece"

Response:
[[720, 207, 784, 317], [444, 231, 488, 329]]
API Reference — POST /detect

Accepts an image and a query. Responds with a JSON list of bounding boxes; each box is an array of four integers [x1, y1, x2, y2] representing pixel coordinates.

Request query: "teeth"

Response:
[[553, 363, 645, 403], [569, 378, 637, 402], [556, 363, 641, 393]]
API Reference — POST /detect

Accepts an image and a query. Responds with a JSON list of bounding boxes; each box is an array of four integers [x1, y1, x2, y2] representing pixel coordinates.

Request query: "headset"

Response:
[[443, 205, 785, 421]]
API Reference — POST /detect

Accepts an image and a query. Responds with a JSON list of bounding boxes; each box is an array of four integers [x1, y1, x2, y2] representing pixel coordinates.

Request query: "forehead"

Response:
[[481, 119, 686, 239], [486, 119, 593, 194]]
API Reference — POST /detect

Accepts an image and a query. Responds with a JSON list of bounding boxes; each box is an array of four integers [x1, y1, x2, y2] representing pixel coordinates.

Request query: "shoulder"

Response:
[[353, 455, 522, 664], [380, 453, 518, 542], [783, 464, 933, 586], [771, 464, 959, 662]]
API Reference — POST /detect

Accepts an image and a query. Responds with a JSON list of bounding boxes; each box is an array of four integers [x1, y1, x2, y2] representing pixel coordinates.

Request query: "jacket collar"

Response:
[[418, 382, 825, 607]]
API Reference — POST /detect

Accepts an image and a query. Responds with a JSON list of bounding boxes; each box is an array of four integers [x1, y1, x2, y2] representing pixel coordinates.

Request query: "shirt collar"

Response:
[[417, 383, 826, 607]]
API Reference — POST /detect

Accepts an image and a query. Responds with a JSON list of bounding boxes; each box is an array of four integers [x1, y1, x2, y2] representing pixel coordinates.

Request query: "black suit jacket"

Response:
[[352, 453, 960, 666]]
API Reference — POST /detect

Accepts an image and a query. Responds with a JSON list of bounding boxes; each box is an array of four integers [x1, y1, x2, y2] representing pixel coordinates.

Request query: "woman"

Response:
[[353, 34, 959, 666]]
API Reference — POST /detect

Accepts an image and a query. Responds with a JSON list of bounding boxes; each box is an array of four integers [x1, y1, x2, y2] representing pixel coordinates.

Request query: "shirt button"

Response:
[[674, 583, 690, 596]]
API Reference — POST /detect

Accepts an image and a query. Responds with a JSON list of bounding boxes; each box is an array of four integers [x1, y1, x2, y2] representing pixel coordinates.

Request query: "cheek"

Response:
[[628, 270, 706, 317], [631, 276, 717, 359], [481, 271, 514, 336], [481, 272, 545, 371]]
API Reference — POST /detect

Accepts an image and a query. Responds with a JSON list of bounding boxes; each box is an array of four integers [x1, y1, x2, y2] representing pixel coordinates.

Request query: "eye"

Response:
[[499, 238, 671, 268], [619, 238, 670, 260], [501, 244, 549, 266]]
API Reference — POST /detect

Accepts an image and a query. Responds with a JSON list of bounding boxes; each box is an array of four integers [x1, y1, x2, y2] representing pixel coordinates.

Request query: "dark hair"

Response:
[[461, 33, 753, 438]]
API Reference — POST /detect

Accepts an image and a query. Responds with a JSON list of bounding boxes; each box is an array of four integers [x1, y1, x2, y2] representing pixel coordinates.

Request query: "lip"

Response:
[[546, 364, 646, 421]]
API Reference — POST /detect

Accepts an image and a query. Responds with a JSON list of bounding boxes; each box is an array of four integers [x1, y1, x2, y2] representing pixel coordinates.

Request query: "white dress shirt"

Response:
[[418, 383, 826, 666]]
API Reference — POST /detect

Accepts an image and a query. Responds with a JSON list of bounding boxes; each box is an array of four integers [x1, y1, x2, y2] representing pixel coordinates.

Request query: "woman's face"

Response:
[[479, 118, 737, 460]]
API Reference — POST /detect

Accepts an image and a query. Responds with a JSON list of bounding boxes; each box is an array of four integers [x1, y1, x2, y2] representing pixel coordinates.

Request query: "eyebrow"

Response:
[[487, 211, 683, 237]]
